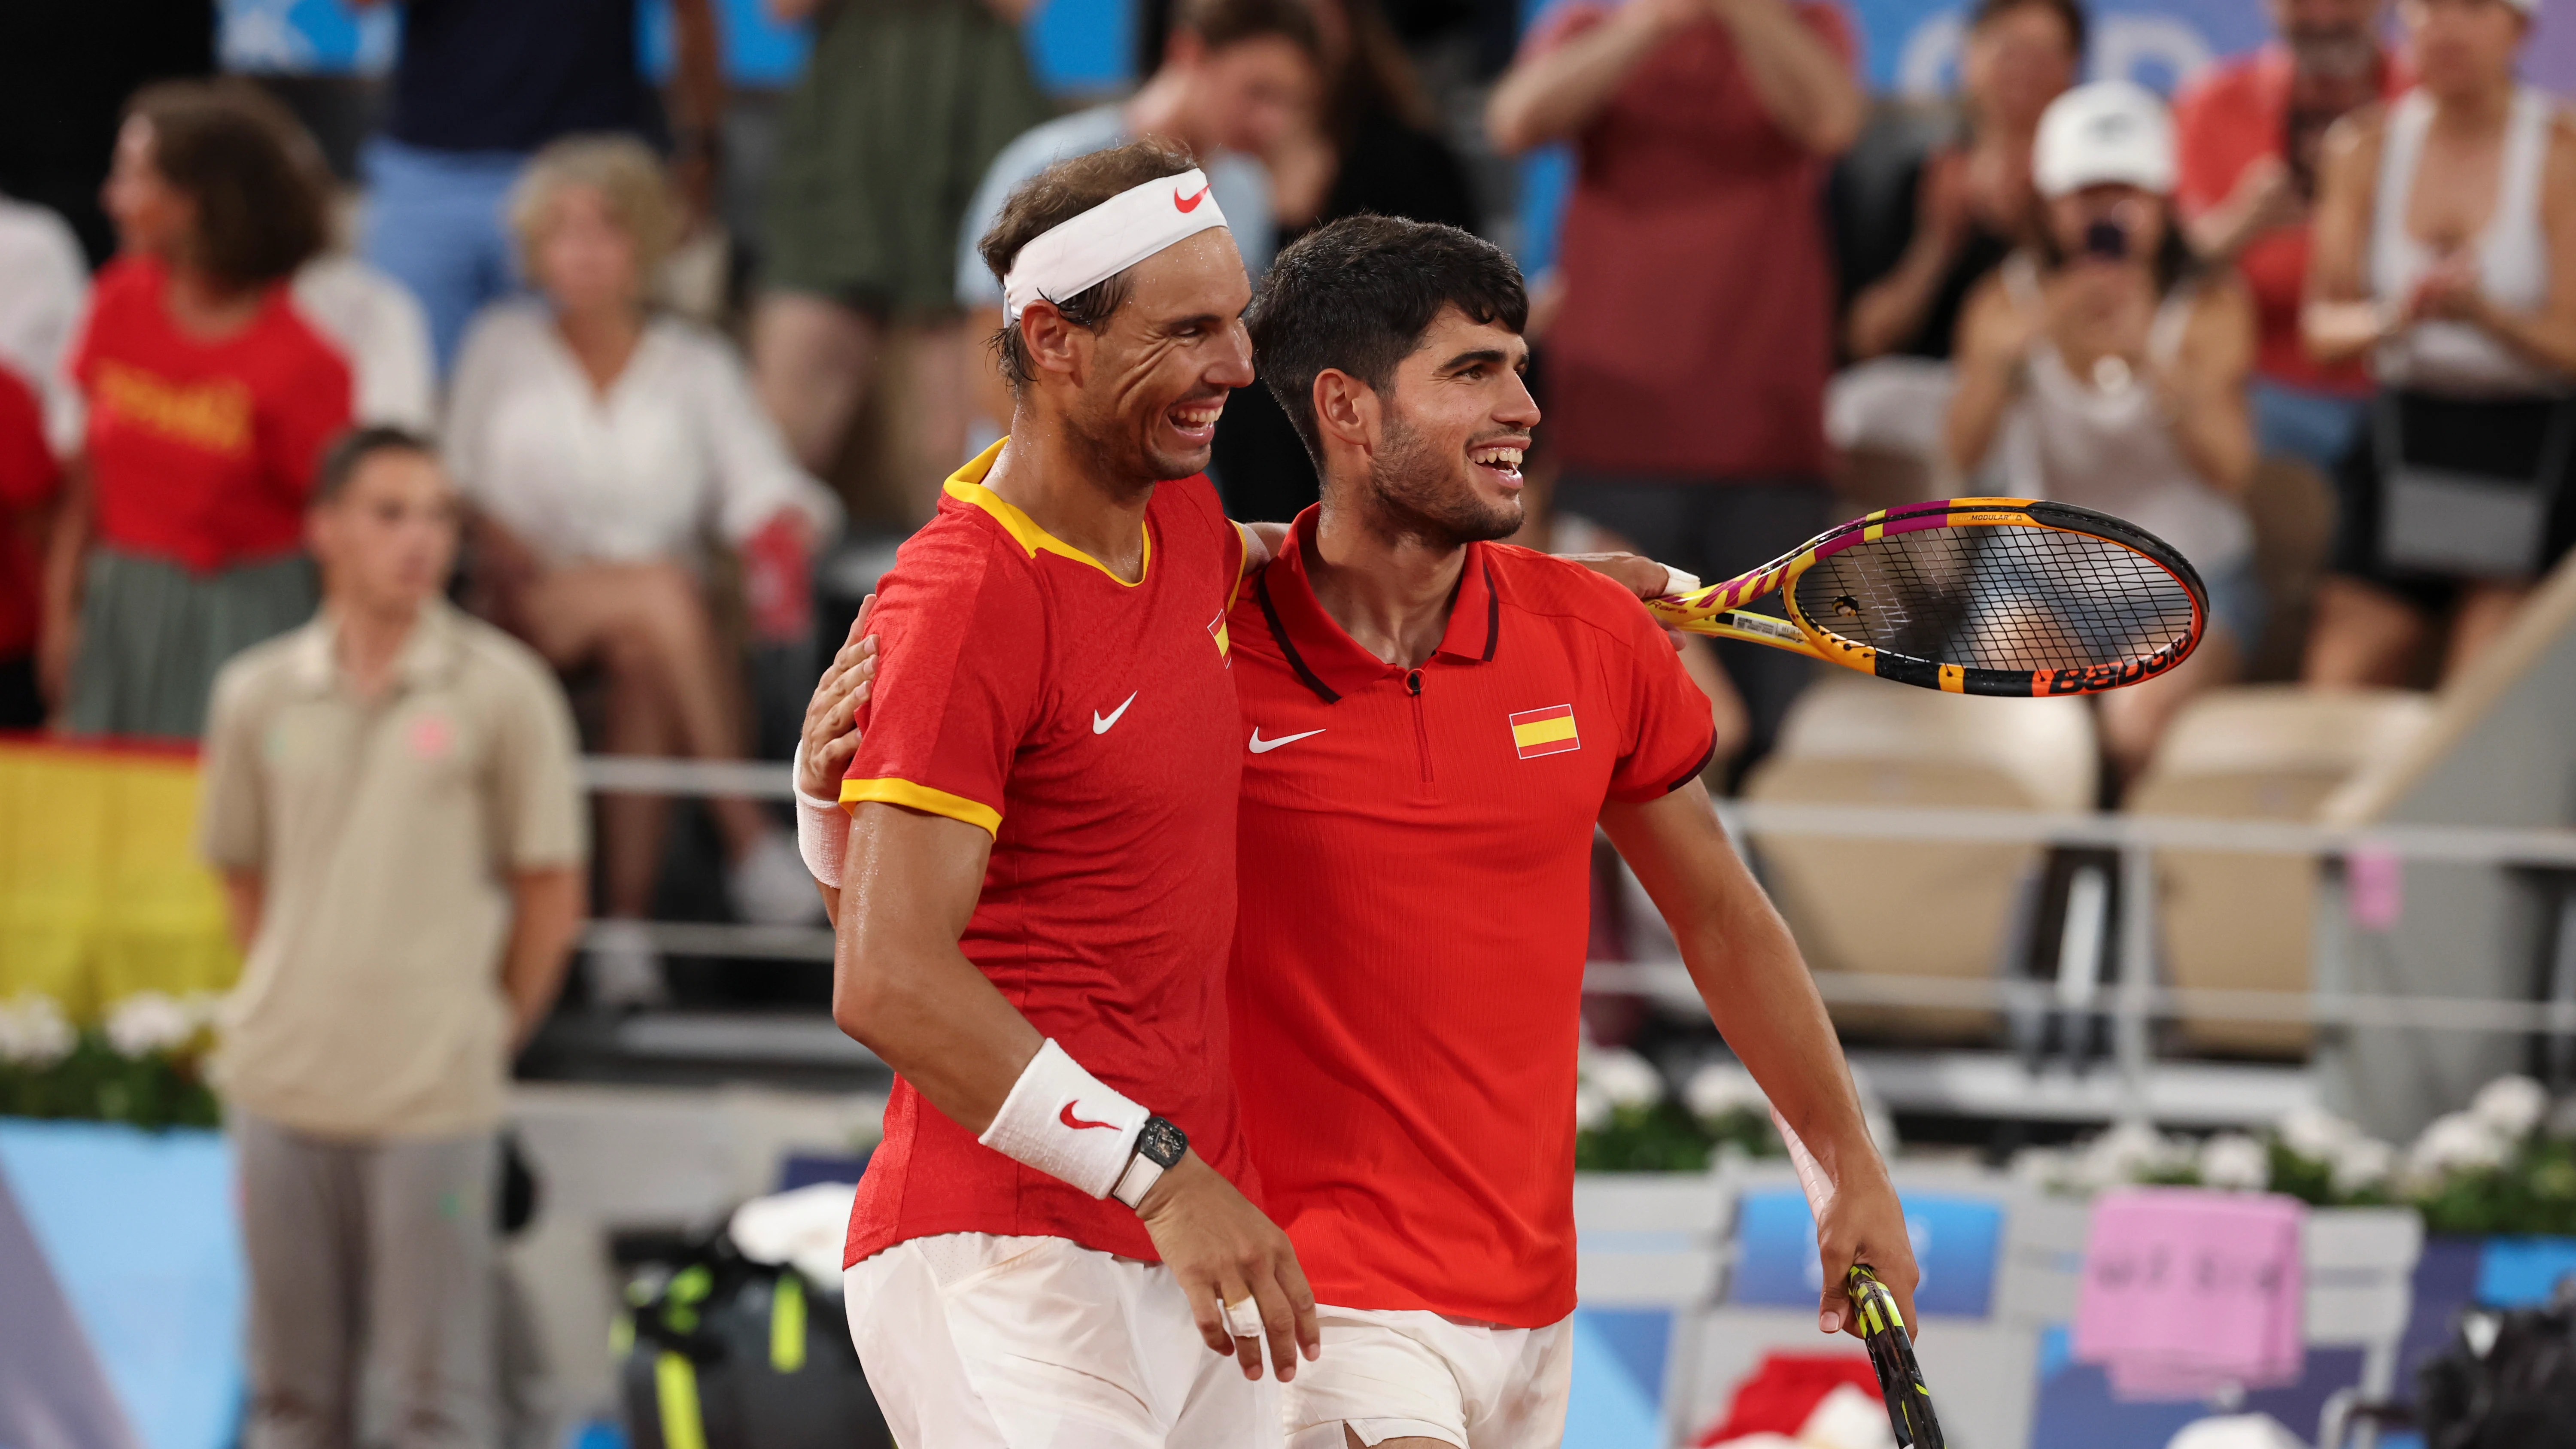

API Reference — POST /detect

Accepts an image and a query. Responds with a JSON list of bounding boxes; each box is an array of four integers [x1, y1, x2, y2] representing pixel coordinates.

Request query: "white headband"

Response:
[[1000, 168, 1230, 324]]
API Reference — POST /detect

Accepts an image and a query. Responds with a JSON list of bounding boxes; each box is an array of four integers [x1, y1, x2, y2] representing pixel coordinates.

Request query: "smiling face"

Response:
[[1050, 227, 1256, 482], [1350, 306, 1539, 546]]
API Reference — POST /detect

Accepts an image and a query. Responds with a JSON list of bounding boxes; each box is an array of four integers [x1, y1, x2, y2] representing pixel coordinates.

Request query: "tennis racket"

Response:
[[1646, 498, 2206, 697], [1850, 1264, 1944, 1449]]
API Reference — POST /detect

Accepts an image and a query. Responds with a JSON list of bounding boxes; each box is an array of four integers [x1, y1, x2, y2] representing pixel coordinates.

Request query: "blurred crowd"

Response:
[[3, 0, 2574, 878]]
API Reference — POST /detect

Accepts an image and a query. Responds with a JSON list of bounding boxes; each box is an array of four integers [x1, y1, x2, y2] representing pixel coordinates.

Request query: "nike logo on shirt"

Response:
[[1248, 728, 1324, 754], [1093, 693, 1137, 734]]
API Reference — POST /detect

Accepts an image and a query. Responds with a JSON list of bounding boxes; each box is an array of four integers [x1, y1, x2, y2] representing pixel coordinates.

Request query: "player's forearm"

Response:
[[831, 804, 1043, 1130], [835, 930, 1044, 1129], [501, 867, 586, 1052], [1601, 790, 1880, 1175]]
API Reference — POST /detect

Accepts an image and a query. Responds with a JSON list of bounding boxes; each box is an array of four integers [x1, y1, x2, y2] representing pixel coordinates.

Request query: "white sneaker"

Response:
[[730, 830, 827, 927], [588, 919, 669, 1007]]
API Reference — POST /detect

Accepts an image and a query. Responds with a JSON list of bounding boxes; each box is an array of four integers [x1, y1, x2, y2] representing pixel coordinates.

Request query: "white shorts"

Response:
[[1283, 1305, 1573, 1449], [842, 1232, 1283, 1449]]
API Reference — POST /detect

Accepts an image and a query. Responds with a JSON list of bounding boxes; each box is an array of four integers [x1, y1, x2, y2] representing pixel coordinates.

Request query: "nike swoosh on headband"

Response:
[[1174, 182, 1209, 213]]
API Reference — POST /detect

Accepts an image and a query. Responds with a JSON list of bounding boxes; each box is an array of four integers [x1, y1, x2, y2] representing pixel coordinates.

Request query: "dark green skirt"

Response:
[[67, 548, 317, 741], [761, 0, 1054, 316]]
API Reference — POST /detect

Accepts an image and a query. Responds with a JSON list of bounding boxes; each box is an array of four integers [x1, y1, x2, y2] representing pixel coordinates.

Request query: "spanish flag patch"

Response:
[[1510, 704, 1580, 759]]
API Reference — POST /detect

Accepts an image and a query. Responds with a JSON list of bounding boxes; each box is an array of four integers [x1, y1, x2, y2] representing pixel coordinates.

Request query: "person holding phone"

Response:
[[2301, 0, 2576, 687], [1947, 81, 2259, 787]]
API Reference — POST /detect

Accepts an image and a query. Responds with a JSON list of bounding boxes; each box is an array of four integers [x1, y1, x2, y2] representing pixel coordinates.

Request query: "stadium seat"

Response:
[[2127, 687, 2433, 1057], [1743, 677, 2097, 1042]]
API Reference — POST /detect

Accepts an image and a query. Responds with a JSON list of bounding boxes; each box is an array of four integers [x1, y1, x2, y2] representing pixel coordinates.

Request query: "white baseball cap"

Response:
[[2034, 80, 2177, 199]]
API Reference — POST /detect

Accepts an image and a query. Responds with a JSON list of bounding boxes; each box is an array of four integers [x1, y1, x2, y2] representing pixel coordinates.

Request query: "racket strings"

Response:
[[1793, 526, 2196, 672]]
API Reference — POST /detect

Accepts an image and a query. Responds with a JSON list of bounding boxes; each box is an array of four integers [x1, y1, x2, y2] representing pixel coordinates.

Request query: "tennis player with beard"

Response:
[[810, 139, 1317, 1447], [804, 212, 1917, 1449]]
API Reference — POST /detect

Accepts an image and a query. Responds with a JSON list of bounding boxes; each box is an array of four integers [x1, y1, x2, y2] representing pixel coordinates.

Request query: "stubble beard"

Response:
[[1365, 413, 1523, 549]]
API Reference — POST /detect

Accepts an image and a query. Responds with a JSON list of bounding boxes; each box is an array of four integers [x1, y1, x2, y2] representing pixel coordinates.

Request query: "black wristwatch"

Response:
[[1111, 1115, 1188, 1209]]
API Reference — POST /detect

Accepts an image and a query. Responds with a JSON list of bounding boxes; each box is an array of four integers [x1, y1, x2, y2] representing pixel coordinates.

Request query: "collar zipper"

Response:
[[1405, 668, 1434, 784]]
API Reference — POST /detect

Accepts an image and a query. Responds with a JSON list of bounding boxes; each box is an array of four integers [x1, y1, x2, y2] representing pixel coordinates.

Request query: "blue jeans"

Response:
[[361, 137, 528, 375], [2252, 380, 2369, 476]]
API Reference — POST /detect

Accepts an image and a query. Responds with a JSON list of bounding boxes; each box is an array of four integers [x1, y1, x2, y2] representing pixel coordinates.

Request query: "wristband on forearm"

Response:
[[978, 1039, 1151, 1200], [792, 743, 848, 889]]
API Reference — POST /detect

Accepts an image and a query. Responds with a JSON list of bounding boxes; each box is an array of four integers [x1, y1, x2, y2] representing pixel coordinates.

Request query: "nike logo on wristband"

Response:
[[1248, 728, 1324, 754], [1060, 1103, 1118, 1131]]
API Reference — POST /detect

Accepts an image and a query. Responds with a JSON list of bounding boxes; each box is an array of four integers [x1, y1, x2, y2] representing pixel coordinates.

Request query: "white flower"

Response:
[[2198, 1133, 2272, 1192], [104, 992, 197, 1057], [2329, 1137, 2397, 1197], [1683, 1062, 1768, 1122], [2470, 1075, 2548, 1140], [0, 996, 76, 1068], [2075, 1121, 2186, 1191], [1583, 1048, 1664, 1110], [2409, 1111, 2512, 1179], [1574, 1081, 1612, 1133], [2275, 1106, 2359, 1162]]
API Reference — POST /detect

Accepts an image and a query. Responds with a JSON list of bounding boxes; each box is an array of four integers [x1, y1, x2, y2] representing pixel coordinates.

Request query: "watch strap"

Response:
[[1110, 1151, 1166, 1209]]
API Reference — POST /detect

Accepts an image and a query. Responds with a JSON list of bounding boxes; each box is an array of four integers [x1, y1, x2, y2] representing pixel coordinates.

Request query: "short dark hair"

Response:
[[1246, 215, 1529, 464], [1971, 0, 2087, 58], [1173, 0, 1322, 64], [126, 81, 330, 290], [978, 138, 1203, 391], [313, 425, 438, 507]]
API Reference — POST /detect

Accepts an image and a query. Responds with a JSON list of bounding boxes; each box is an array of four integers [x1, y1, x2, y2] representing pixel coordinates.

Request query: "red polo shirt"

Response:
[[2174, 46, 2409, 396], [1225, 510, 1716, 1326], [837, 440, 1258, 1268]]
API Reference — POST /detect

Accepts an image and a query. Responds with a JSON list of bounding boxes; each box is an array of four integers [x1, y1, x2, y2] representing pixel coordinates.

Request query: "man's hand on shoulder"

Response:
[[1559, 551, 1698, 601], [1559, 552, 1700, 650], [798, 594, 877, 799], [1135, 1151, 1321, 1383]]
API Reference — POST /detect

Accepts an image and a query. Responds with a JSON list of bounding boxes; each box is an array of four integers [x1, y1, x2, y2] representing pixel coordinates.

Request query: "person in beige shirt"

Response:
[[198, 425, 586, 1449]]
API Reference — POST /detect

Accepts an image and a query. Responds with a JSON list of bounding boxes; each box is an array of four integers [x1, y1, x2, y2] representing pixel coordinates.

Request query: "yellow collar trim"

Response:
[[943, 438, 1149, 587]]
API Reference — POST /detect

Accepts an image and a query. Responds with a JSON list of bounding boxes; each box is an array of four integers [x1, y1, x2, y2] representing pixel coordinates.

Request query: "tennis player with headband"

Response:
[[801, 207, 1919, 1447], [807, 140, 1316, 1446]]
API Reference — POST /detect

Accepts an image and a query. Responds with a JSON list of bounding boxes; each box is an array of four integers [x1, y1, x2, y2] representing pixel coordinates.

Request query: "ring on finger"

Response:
[[1222, 1295, 1263, 1340]]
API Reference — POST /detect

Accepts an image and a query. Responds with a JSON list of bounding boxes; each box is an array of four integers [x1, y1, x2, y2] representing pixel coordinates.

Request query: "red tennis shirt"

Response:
[[838, 440, 1256, 1267], [70, 257, 352, 573], [1225, 509, 1717, 1326]]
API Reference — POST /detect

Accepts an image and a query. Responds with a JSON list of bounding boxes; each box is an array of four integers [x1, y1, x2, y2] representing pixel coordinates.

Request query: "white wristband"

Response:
[[792, 742, 848, 889], [978, 1039, 1149, 1200]]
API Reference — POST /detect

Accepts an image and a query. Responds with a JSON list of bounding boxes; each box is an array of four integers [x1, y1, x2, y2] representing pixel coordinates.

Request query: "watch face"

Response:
[[1139, 1116, 1188, 1168]]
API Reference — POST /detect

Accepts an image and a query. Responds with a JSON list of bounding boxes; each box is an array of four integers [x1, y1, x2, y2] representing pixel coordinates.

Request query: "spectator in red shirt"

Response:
[[44, 81, 347, 739], [1486, 0, 1864, 759], [0, 365, 58, 728], [2174, 0, 2408, 474]]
